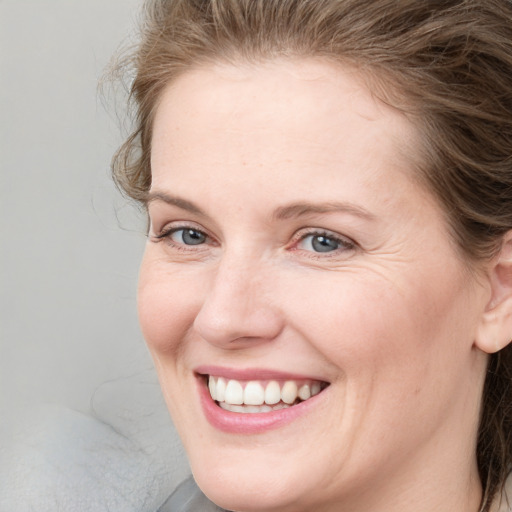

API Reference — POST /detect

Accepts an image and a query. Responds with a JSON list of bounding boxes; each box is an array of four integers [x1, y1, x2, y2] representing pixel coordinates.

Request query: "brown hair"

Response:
[[112, 1, 512, 509]]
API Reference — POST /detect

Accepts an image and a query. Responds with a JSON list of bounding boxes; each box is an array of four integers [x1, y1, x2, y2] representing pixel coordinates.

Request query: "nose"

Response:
[[193, 256, 284, 348]]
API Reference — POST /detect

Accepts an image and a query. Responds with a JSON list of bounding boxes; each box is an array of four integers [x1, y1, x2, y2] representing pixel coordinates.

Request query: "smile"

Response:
[[208, 376, 329, 414]]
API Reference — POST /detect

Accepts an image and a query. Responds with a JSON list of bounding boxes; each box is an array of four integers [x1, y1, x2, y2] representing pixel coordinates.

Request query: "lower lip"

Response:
[[197, 377, 326, 434]]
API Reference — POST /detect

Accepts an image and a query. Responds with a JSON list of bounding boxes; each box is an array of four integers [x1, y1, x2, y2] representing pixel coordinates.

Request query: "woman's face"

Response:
[[140, 59, 490, 512]]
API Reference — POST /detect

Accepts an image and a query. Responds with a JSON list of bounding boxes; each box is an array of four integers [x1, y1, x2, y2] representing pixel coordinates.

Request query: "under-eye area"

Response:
[[201, 374, 330, 414]]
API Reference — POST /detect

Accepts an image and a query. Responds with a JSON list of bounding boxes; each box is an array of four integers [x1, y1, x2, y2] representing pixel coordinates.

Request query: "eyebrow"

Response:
[[147, 191, 376, 223], [272, 201, 376, 222], [146, 191, 207, 216]]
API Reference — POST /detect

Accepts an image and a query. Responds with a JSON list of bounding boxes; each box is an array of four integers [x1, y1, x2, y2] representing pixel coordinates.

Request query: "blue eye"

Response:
[[297, 231, 354, 254], [311, 234, 339, 252], [170, 228, 207, 245], [301, 234, 339, 253]]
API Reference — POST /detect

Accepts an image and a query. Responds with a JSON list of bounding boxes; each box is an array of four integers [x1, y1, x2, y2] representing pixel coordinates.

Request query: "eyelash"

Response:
[[151, 224, 357, 258], [152, 224, 214, 252], [290, 229, 357, 258]]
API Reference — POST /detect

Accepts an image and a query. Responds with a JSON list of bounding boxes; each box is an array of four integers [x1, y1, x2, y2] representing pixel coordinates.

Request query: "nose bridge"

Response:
[[193, 248, 282, 347], [210, 253, 255, 311]]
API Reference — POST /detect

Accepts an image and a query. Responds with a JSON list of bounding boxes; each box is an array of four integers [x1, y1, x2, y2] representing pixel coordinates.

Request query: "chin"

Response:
[[193, 467, 302, 512], [186, 441, 340, 512]]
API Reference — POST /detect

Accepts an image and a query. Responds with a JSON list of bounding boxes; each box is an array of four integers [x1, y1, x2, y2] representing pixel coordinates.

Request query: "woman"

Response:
[[113, 1, 512, 511]]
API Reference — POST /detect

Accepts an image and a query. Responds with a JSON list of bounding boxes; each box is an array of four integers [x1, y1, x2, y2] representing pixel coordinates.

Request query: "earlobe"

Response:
[[475, 232, 512, 354]]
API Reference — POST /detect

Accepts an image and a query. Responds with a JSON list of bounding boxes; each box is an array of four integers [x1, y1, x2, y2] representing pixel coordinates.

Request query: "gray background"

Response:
[[0, 1, 189, 509]]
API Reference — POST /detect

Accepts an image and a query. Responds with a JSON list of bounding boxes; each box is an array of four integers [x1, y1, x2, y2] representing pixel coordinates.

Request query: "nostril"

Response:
[[193, 299, 284, 348], [192, 259, 284, 346]]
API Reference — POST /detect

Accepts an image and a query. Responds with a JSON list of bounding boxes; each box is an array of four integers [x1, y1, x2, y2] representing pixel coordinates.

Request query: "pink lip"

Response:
[[195, 365, 327, 382], [195, 368, 329, 435]]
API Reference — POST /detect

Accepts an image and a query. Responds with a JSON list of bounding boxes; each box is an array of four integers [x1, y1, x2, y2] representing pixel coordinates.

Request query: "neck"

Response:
[[325, 441, 482, 512]]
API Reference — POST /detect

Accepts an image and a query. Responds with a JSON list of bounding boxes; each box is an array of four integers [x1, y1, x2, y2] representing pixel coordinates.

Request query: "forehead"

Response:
[[155, 59, 390, 123], [150, 58, 421, 204]]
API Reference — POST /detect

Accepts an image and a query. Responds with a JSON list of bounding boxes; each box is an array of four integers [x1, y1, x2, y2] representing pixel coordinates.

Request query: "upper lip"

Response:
[[195, 365, 330, 383]]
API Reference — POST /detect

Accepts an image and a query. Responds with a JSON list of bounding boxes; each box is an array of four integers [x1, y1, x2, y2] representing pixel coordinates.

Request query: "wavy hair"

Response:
[[112, 2, 512, 509]]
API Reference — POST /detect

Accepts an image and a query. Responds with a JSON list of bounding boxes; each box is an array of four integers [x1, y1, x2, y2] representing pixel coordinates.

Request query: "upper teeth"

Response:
[[208, 376, 324, 406]]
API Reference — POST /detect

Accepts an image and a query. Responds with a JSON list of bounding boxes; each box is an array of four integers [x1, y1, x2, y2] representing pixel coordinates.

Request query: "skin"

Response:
[[139, 59, 494, 512]]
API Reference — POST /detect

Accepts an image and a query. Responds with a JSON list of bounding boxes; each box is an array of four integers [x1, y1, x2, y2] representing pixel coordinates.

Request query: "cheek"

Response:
[[288, 265, 473, 398], [137, 254, 201, 354], [137, 255, 204, 425], [284, 270, 479, 467]]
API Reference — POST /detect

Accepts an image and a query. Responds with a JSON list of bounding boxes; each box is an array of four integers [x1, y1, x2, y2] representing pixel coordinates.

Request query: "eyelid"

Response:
[[289, 227, 357, 255], [149, 220, 356, 258], [150, 220, 218, 249], [150, 219, 209, 239], [158, 227, 207, 242]]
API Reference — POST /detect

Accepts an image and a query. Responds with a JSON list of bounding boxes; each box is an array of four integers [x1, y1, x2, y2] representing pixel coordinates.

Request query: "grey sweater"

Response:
[[158, 477, 226, 512], [159, 475, 512, 512]]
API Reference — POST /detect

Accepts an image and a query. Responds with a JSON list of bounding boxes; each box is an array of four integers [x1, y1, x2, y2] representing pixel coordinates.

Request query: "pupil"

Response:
[[312, 235, 338, 253], [183, 229, 205, 245]]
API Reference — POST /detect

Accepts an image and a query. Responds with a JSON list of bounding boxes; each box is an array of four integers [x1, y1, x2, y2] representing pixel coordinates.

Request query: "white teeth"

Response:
[[219, 402, 291, 413], [264, 381, 281, 405], [208, 376, 327, 411], [281, 381, 298, 404], [244, 381, 265, 405], [298, 384, 311, 401], [245, 405, 262, 413], [225, 380, 244, 405], [219, 403, 245, 413], [208, 377, 216, 400], [216, 377, 226, 402]]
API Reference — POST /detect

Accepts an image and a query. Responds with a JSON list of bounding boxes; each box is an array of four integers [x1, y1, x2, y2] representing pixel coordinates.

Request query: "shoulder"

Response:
[[158, 476, 226, 512]]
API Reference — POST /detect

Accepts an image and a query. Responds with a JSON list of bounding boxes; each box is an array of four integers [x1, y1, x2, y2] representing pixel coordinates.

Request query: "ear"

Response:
[[475, 231, 512, 354]]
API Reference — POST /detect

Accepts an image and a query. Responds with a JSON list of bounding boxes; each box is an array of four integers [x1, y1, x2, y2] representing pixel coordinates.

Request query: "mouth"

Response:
[[204, 374, 330, 414]]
